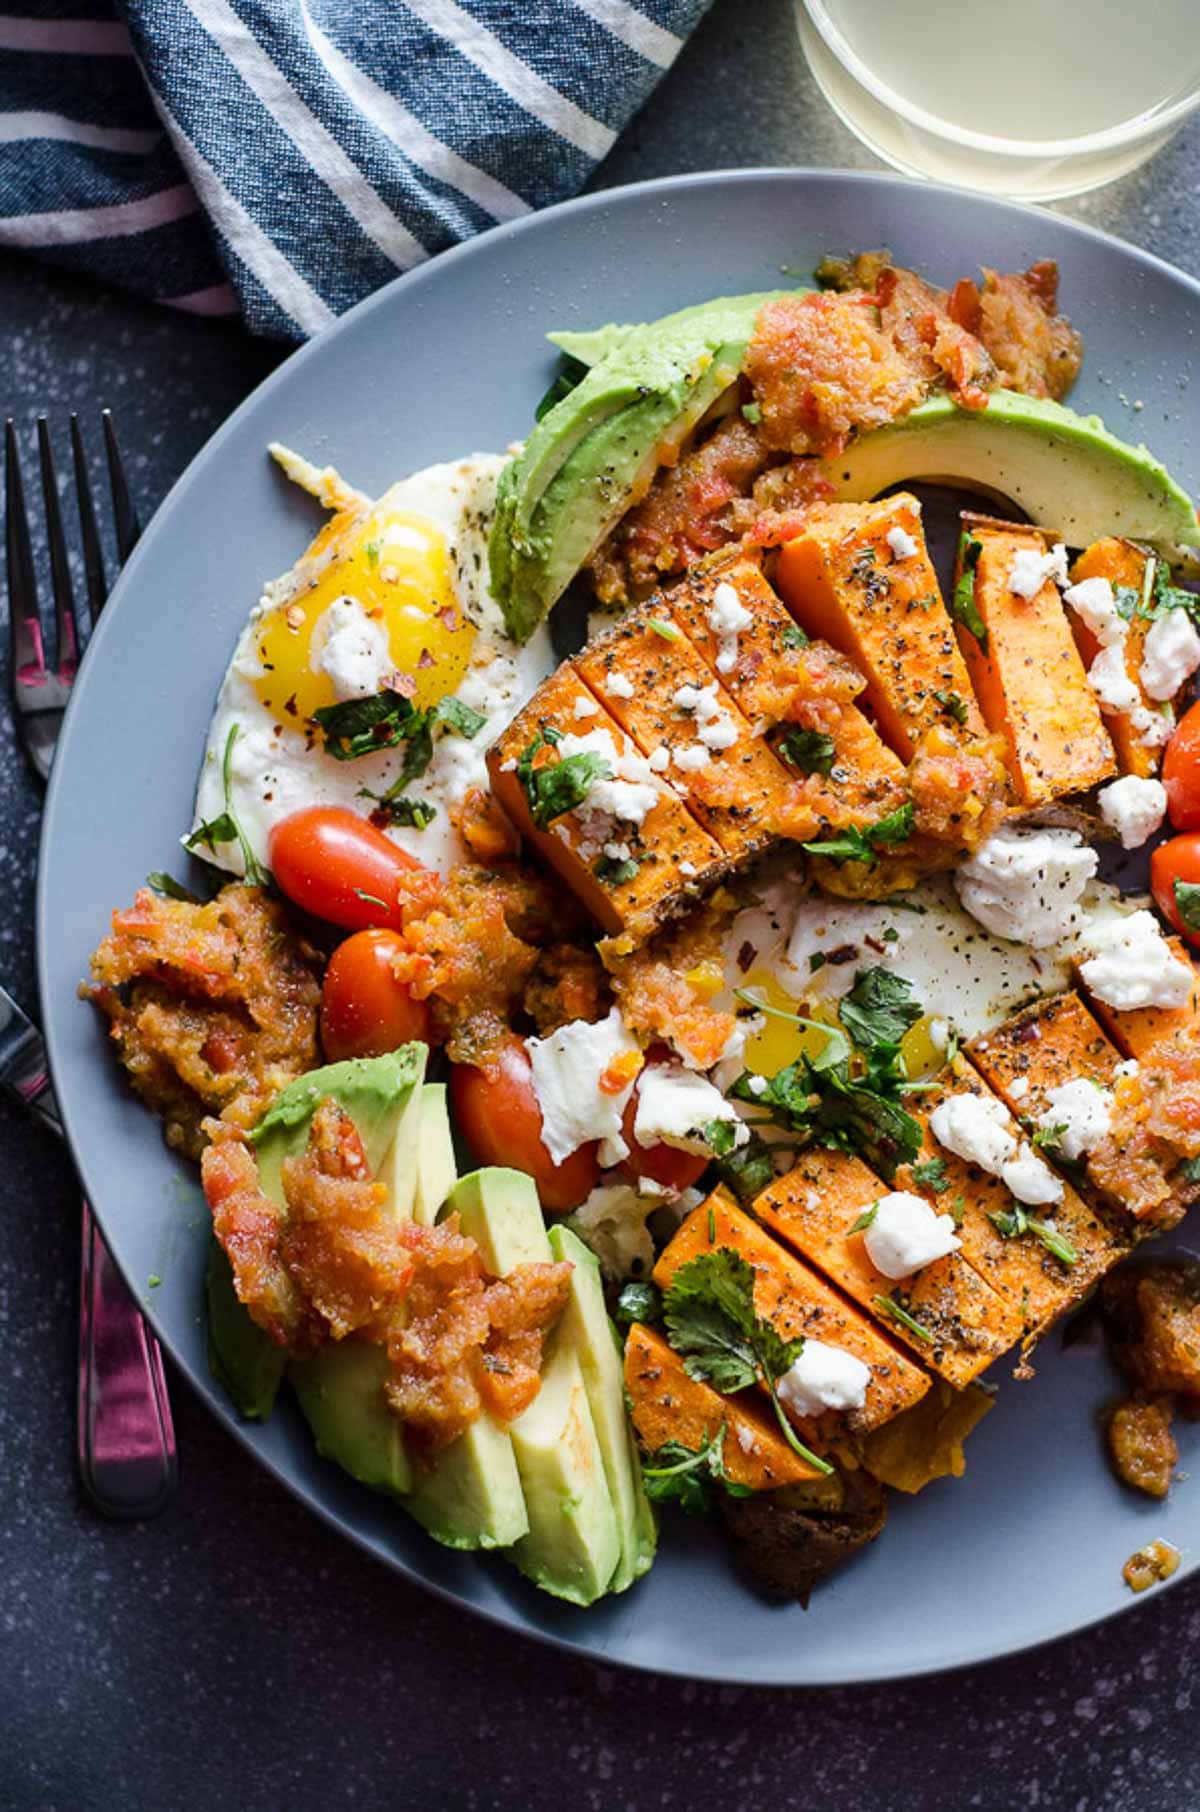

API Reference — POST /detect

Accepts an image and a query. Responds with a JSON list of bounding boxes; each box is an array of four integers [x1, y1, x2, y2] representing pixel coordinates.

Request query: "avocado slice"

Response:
[[818, 391, 1198, 555], [546, 323, 631, 367], [448, 1168, 623, 1604], [290, 1337, 411, 1496], [548, 1224, 656, 1593], [205, 1240, 286, 1421], [490, 289, 797, 641], [412, 1083, 457, 1226]]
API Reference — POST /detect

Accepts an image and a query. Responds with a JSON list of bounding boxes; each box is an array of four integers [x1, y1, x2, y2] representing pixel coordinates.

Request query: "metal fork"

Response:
[[5, 413, 176, 1518]]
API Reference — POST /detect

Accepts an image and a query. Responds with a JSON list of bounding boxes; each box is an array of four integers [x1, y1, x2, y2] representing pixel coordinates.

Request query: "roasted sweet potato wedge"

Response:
[[623, 1321, 823, 1489], [653, 1189, 931, 1435], [774, 494, 985, 760], [753, 1150, 1024, 1387], [488, 663, 727, 939], [1068, 538, 1161, 778], [953, 520, 1116, 806]]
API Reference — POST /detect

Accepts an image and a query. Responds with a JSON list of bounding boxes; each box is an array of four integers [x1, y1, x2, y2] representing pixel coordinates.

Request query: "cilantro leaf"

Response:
[[988, 1201, 1077, 1267], [642, 1425, 752, 1515], [802, 803, 915, 868], [933, 687, 969, 726], [614, 1280, 661, 1331], [778, 728, 836, 776], [780, 623, 809, 649], [703, 1118, 740, 1159], [848, 1202, 878, 1234], [734, 986, 851, 1071], [874, 1293, 936, 1344], [359, 792, 437, 829], [951, 533, 989, 650], [1174, 881, 1200, 935], [838, 967, 924, 1051], [733, 1052, 923, 1181], [315, 688, 484, 780], [647, 617, 681, 642], [184, 724, 270, 888], [714, 1130, 779, 1204], [516, 725, 612, 829], [146, 871, 202, 903], [911, 1157, 950, 1195], [594, 852, 640, 887], [432, 696, 487, 739]]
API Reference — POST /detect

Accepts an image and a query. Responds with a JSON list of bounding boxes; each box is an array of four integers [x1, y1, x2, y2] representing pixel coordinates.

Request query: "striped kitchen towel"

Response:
[[1, 0, 713, 339]]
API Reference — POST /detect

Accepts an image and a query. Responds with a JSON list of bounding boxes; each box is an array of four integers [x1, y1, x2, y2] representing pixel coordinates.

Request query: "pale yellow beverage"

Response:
[[796, 0, 1200, 198]]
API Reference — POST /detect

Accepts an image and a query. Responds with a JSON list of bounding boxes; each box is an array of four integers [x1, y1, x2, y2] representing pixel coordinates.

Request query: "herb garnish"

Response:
[[731, 1054, 923, 1180], [1174, 881, 1200, 935], [614, 1280, 661, 1331], [848, 1202, 879, 1234], [594, 851, 639, 886], [1180, 1155, 1200, 1183], [989, 1201, 1078, 1267], [933, 688, 970, 726], [1114, 557, 1200, 625], [714, 1130, 779, 1203], [1030, 1120, 1068, 1152], [647, 617, 681, 643], [911, 1157, 950, 1194], [314, 689, 485, 782], [642, 1424, 753, 1515], [741, 401, 763, 425], [780, 623, 810, 649], [874, 1293, 935, 1344], [850, 545, 891, 604], [734, 987, 851, 1070], [147, 871, 202, 903], [360, 793, 437, 829], [802, 803, 914, 868], [951, 533, 989, 650], [353, 889, 388, 911], [516, 724, 612, 829], [838, 966, 923, 1051], [184, 723, 271, 887], [662, 1248, 833, 1474], [703, 1118, 740, 1159], [777, 727, 836, 776]]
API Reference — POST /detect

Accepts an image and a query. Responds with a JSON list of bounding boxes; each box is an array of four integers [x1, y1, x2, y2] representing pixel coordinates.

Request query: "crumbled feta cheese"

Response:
[[1114, 1058, 1141, 1080], [573, 693, 600, 718], [955, 825, 1098, 948], [1133, 703, 1175, 749], [673, 742, 712, 773], [678, 859, 698, 877], [1140, 608, 1200, 702], [567, 1183, 653, 1282], [1001, 1142, 1065, 1207], [309, 597, 392, 700], [556, 729, 662, 833], [886, 524, 919, 561], [929, 1018, 950, 1053], [1037, 1078, 1113, 1162], [929, 1092, 1015, 1174], [708, 581, 753, 675], [633, 1063, 748, 1158], [1063, 576, 1125, 648], [777, 1340, 871, 1420], [746, 1074, 768, 1098], [1088, 643, 1143, 716], [1077, 910, 1194, 1011], [1098, 775, 1168, 849], [673, 681, 739, 751], [1008, 542, 1069, 598], [1009, 1076, 1029, 1101], [735, 1425, 758, 1455], [527, 1009, 640, 1167], [603, 672, 635, 700], [648, 745, 671, 772], [862, 1190, 961, 1279], [602, 841, 631, 862]]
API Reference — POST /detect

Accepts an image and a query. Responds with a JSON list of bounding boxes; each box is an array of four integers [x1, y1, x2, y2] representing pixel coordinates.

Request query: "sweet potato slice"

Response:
[[574, 608, 793, 862], [753, 1150, 1023, 1386], [662, 555, 909, 840], [953, 522, 1116, 805], [1077, 936, 1200, 1061], [653, 1189, 930, 1435], [897, 1054, 1129, 1337], [773, 494, 985, 760], [623, 1321, 823, 1490], [488, 664, 726, 939], [1068, 539, 1160, 778]]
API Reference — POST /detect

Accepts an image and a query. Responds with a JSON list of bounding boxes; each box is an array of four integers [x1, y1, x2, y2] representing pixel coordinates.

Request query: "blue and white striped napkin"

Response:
[[2, 0, 712, 338]]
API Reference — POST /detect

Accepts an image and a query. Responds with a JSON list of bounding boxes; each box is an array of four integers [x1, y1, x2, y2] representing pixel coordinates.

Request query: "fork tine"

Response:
[[36, 417, 80, 682], [70, 415, 108, 627], [101, 411, 141, 562], [4, 419, 47, 690]]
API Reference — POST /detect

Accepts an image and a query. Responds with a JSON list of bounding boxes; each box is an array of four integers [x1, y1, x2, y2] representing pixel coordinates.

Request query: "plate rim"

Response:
[[37, 163, 1200, 1687]]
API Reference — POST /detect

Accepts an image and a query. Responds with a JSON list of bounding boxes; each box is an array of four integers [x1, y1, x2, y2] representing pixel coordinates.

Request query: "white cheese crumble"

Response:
[[1008, 542, 1069, 599], [567, 1183, 655, 1282], [573, 693, 600, 718], [1076, 910, 1194, 1011], [707, 581, 753, 676], [673, 681, 739, 751], [746, 1074, 768, 1098], [1140, 608, 1200, 702], [603, 672, 635, 700], [555, 728, 662, 846], [673, 742, 712, 773], [1009, 1076, 1029, 1100], [632, 1063, 748, 1158], [1036, 1078, 1113, 1162], [1088, 643, 1143, 716], [526, 1009, 640, 1167], [648, 745, 671, 773], [929, 1092, 1063, 1207], [309, 596, 393, 701], [861, 1190, 961, 1280], [886, 524, 919, 561], [1133, 703, 1175, 748], [1098, 775, 1168, 849], [955, 825, 1098, 948], [1063, 576, 1125, 648], [777, 1341, 871, 1420]]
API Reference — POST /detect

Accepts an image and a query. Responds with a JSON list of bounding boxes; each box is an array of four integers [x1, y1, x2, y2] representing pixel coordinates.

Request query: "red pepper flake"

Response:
[[382, 670, 417, 699], [438, 604, 461, 633], [417, 648, 436, 670]]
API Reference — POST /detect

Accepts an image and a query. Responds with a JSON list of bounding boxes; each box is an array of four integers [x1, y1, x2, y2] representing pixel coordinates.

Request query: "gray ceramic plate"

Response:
[[39, 169, 1199, 1686]]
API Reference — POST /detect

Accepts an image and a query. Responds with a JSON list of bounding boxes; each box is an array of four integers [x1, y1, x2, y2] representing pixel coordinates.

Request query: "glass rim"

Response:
[[798, 0, 1200, 158]]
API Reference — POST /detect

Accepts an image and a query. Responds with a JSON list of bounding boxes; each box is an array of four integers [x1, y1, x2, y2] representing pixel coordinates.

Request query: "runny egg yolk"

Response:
[[253, 505, 476, 724], [740, 968, 837, 1076]]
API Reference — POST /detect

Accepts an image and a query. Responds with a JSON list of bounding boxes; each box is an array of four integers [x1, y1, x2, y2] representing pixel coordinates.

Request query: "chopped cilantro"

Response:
[[934, 688, 970, 726], [802, 803, 915, 868], [184, 724, 271, 888], [838, 967, 924, 1051], [777, 727, 836, 776], [741, 401, 763, 425], [911, 1157, 950, 1194], [1174, 881, 1200, 935], [989, 1201, 1078, 1267], [146, 871, 201, 903], [614, 1280, 661, 1331], [594, 851, 640, 887], [642, 1424, 753, 1515], [315, 689, 484, 784], [780, 623, 810, 649], [704, 1118, 739, 1159], [647, 617, 681, 642], [359, 792, 437, 829], [951, 533, 989, 650], [874, 1293, 935, 1344], [516, 724, 611, 829], [848, 1202, 878, 1234], [715, 1131, 778, 1204]]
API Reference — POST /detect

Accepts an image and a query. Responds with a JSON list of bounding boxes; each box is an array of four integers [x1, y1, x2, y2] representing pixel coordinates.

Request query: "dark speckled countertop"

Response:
[[4, 3, 1200, 1807]]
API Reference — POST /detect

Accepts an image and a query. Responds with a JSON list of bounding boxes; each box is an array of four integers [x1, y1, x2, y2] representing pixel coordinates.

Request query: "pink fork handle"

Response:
[[77, 1200, 177, 1518]]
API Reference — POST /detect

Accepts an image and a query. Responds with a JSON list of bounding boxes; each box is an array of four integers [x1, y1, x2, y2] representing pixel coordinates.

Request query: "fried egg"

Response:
[[191, 447, 554, 876]]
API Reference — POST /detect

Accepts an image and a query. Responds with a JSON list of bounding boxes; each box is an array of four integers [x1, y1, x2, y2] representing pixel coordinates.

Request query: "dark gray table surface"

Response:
[[4, 3, 1200, 1807]]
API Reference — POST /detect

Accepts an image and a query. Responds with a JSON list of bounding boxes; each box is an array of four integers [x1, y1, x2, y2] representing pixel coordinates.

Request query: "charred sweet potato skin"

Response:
[[753, 1150, 1024, 1387], [955, 524, 1116, 806]]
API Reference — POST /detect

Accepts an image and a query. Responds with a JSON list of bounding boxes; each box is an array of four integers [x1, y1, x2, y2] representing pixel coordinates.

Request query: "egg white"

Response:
[[191, 453, 554, 877]]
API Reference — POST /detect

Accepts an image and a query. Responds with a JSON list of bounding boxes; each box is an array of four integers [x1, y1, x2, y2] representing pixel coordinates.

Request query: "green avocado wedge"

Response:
[[818, 391, 1198, 555], [489, 289, 799, 641]]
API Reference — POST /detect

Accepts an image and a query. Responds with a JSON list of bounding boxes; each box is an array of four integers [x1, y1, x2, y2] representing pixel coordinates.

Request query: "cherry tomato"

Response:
[[448, 1033, 600, 1214], [1151, 833, 1200, 944], [1163, 699, 1200, 831], [617, 1082, 709, 1195], [269, 806, 425, 931], [320, 929, 431, 1061]]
